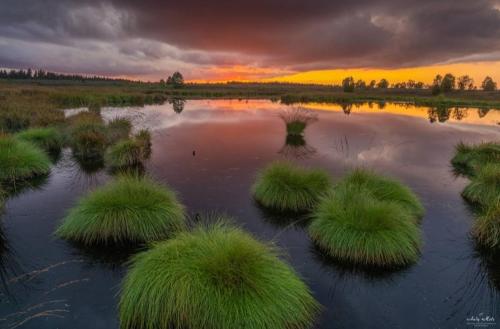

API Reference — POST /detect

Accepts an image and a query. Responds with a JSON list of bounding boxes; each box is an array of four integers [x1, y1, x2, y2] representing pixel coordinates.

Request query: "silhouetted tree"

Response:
[[171, 71, 184, 88], [457, 75, 474, 90], [355, 79, 366, 89], [414, 81, 424, 89], [376, 79, 389, 89], [482, 76, 497, 91], [431, 74, 443, 95], [440, 73, 455, 92], [342, 77, 355, 92], [368, 80, 376, 89]]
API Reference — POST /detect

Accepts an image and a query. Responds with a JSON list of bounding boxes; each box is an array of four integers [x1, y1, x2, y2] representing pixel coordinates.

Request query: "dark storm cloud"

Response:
[[0, 0, 499, 77]]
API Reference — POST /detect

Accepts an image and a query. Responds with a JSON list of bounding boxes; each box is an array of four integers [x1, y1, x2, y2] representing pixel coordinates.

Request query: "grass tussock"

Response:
[[106, 117, 132, 144], [279, 108, 318, 136], [68, 113, 107, 156], [309, 169, 423, 267], [337, 169, 425, 219], [55, 176, 186, 245], [105, 139, 142, 168], [16, 127, 63, 152], [0, 135, 51, 181], [134, 129, 152, 158], [473, 200, 500, 249], [462, 163, 500, 206], [253, 161, 332, 212], [119, 222, 318, 329], [451, 142, 500, 177]]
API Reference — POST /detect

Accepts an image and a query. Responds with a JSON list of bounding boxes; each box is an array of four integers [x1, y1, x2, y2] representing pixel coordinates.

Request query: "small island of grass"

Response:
[[55, 176, 186, 245], [252, 161, 332, 212], [119, 222, 318, 329]]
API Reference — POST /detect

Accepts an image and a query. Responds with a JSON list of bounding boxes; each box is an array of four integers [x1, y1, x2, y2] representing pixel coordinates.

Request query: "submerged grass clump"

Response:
[[462, 163, 500, 206], [55, 176, 186, 245], [309, 169, 423, 267], [253, 161, 332, 212], [16, 127, 63, 152], [119, 222, 318, 329], [0, 135, 51, 182], [451, 141, 500, 177], [473, 200, 500, 249], [105, 139, 142, 168]]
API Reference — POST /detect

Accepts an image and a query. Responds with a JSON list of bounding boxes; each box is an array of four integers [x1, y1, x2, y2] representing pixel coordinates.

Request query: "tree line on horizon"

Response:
[[341, 74, 497, 93], [0, 68, 137, 83]]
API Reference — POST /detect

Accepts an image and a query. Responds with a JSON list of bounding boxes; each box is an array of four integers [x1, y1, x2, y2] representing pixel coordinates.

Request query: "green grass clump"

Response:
[[16, 127, 63, 152], [105, 139, 142, 168], [279, 108, 317, 136], [119, 222, 318, 329], [134, 129, 152, 158], [473, 200, 500, 249], [336, 169, 424, 219], [451, 142, 500, 177], [55, 176, 186, 245], [462, 163, 500, 206], [69, 120, 107, 156], [253, 162, 332, 212], [0, 135, 51, 181], [309, 169, 423, 267], [106, 118, 132, 144]]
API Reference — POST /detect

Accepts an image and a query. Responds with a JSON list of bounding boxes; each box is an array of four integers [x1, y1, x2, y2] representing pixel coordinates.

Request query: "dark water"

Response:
[[1, 100, 499, 329]]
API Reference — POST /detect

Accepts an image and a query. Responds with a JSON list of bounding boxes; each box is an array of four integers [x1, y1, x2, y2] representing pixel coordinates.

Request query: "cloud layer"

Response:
[[0, 0, 499, 80]]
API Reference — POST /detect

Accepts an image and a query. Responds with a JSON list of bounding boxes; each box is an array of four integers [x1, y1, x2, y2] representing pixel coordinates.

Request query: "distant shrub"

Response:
[[0, 135, 51, 181], [56, 176, 186, 245], [119, 222, 318, 329], [253, 161, 332, 212]]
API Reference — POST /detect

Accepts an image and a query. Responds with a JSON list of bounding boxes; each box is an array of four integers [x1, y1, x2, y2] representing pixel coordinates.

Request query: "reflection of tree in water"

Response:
[[279, 134, 316, 159], [340, 102, 353, 115], [451, 107, 468, 121], [169, 98, 186, 114], [377, 101, 387, 110], [478, 108, 491, 118], [443, 241, 500, 326], [428, 106, 452, 123]]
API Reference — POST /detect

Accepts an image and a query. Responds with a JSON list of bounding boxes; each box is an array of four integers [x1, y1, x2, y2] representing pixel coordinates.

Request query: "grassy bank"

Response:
[[1, 80, 499, 132]]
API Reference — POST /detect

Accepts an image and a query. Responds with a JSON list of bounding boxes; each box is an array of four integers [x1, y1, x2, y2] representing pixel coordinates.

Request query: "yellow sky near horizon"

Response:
[[188, 61, 500, 85], [261, 61, 500, 85]]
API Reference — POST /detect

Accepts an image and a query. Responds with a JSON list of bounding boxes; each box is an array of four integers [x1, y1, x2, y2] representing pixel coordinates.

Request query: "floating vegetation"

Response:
[[0, 135, 51, 182], [451, 141, 500, 177], [462, 163, 500, 207], [473, 200, 500, 249], [55, 176, 186, 245], [106, 117, 132, 145], [16, 127, 63, 153], [279, 107, 317, 136], [119, 222, 318, 329], [253, 161, 332, 212], [105, 139, 142, 168], [309, 169, 423, 267]]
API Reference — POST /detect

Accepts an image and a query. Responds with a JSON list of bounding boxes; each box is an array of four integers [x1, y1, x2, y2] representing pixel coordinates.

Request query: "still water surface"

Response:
[[1, 100, 499, 329]]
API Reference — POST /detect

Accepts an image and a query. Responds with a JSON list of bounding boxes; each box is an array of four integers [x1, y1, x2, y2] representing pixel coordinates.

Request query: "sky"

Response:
[[0, 0, 499, 84]]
